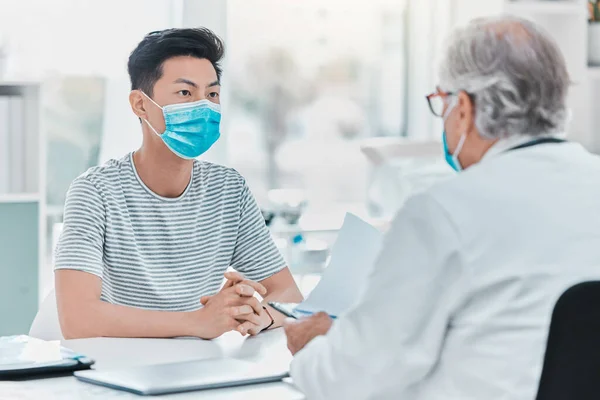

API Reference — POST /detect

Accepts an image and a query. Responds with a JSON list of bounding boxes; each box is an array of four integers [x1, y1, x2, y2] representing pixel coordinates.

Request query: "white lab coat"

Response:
[[290, 136, 600, 400]]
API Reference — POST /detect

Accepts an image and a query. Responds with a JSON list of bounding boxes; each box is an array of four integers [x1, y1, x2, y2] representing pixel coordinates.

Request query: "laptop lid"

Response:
[[74, 358, 289, 396]]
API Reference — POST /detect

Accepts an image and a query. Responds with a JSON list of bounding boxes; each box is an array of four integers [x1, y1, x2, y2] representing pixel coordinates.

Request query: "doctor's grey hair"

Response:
[[439, 16, 570, 139]]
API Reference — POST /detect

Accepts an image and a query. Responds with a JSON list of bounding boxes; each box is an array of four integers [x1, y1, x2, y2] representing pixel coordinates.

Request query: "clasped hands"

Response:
[[194, 270, 334, 351], [196, 271, 273, 339]]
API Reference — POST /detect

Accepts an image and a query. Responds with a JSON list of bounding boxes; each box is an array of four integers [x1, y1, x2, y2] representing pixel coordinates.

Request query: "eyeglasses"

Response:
[[426, 89, 474, 118], [425, 89, 455, 118]]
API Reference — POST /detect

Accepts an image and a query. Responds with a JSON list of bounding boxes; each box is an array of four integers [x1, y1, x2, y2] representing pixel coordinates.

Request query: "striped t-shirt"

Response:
[[54, 153, 286, 311]]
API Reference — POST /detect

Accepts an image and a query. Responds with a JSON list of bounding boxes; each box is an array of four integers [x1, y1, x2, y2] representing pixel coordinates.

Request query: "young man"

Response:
[[54, 28, 302, 340]]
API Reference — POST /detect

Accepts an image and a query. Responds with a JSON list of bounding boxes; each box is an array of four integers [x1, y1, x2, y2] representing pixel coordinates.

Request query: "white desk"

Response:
[[0, 329, 304, 399]]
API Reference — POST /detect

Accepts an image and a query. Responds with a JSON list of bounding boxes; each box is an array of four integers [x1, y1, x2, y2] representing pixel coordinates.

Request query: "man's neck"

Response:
[[133, 146, 193, 198]]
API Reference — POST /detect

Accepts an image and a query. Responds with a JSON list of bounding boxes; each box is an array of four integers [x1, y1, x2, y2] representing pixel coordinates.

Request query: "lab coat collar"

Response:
[[480, 133, 566, 163]]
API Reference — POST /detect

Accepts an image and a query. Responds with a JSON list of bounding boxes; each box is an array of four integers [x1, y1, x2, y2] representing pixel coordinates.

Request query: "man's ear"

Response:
[[457, 91, 476, 136], [129, 90, 147, 119]]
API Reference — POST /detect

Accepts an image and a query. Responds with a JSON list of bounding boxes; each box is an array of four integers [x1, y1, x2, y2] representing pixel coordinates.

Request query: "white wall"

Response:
[[454, 0, 504, 26], [0, 0, 180, 80]]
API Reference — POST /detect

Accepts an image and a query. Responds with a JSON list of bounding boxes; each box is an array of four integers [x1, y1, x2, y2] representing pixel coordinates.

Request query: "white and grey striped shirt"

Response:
[[55, 153, 286, 311]]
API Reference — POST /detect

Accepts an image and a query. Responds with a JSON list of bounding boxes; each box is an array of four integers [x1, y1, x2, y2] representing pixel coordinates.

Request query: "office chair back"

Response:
[[29, 288, 64, 341], [536, 281, 600, 400]]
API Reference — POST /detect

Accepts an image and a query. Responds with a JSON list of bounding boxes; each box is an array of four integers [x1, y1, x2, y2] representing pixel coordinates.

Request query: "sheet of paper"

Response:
[[297, 213, 383, 317]]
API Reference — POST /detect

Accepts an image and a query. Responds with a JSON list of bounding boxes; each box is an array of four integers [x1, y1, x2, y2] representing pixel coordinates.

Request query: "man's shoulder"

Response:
[[193, 160, 246, 187], [75, 154, 132, 186], [66, 155, 132, 203]]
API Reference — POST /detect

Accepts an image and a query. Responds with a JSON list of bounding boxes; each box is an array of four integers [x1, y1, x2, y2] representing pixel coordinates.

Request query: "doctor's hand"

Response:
[[283, 312, 333, 355]]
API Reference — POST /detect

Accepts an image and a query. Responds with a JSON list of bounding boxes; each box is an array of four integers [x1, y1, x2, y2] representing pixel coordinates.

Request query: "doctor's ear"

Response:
[[129, 90, 148, 119], [456, 91, 476, 134]]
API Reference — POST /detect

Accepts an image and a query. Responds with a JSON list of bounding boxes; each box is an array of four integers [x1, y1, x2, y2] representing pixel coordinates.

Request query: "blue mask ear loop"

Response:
[[442, 95, 467, 171], [451, 133, 467, 171], [140, 91, 165, 137]]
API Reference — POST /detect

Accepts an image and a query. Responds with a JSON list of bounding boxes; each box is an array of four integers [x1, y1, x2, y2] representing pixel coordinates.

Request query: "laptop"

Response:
[[74, 358, 289, 396]]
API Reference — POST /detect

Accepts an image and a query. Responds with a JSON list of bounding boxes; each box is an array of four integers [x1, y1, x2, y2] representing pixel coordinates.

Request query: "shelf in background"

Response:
[[0, 193, 40, 203], [505, 1, 585, 15], [0, 81, 40, 87], [588, 66, 600, 79]]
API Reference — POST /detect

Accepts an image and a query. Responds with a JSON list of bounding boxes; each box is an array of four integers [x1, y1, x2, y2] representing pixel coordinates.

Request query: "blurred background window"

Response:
[[226, 0, 407, 209]]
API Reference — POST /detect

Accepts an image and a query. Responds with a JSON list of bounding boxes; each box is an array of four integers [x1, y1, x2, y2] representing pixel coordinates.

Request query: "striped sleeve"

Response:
[[230, 181, 287, 282], [54, 176, 106, 278]]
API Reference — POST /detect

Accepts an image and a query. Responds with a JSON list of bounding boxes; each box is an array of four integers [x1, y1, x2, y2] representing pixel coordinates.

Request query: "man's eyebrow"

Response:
[[173, 78, 198, 88], [206, 80, 220, 88]]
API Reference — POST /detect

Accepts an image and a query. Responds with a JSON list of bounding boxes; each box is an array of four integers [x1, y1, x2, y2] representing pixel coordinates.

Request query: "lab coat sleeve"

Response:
[[290, 192, 468, 400]]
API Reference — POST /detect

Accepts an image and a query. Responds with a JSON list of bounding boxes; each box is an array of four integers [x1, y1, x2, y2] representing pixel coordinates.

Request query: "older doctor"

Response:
[[284, 16, 600, 400]]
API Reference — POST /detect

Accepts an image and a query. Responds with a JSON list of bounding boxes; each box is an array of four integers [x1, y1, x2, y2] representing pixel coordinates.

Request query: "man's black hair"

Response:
[[128, 27, 224, 97]]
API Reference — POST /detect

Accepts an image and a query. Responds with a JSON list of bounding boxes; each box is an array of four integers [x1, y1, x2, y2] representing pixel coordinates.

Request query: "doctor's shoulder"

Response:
[[404, 169, 483, 222]]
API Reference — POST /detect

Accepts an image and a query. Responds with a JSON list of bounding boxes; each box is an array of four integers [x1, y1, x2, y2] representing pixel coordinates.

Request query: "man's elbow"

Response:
[[58, 306, 97, 339]]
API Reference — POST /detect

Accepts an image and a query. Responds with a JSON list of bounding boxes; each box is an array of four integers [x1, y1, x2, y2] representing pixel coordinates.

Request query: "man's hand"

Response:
[[192, 281, 265, 339], [221, 271, 273, 336], [199, 272, 272, 337], [237, 306, 273, 336], [283, 312, 333, 355]]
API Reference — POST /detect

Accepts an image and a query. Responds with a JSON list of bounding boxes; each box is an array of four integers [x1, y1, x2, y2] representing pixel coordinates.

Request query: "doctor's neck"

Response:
[[458, 134, 499, 169]]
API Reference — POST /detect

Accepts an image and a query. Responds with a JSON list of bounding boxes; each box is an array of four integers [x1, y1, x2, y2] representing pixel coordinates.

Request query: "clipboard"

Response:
[[271, 214, 382, 320]]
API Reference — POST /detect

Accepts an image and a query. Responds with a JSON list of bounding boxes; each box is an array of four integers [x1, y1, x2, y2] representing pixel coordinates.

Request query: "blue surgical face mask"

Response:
[[141, 92, 221, 159], [442, 97, 466, 172]]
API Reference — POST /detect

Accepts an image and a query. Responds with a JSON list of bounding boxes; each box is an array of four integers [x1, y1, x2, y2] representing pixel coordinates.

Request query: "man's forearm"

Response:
[[263, 285, 304, 328], [60, 299, 197, 339], [260, 267, 304, 305]]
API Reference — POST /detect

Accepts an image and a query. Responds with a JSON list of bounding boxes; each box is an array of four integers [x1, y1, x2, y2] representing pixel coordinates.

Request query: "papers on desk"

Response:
[[0, 335, 94, 379], [296, 213, 383, 317], [0, 336, 62, 367]]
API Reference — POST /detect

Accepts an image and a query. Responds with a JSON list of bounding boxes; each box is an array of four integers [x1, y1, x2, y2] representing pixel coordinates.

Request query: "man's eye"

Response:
[[178, 90, 191, 96], [208, 92, 219, 98]]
